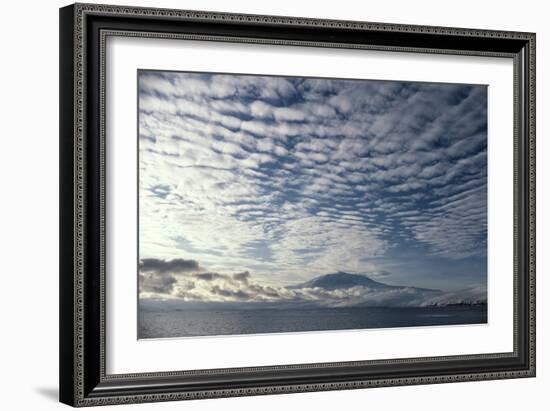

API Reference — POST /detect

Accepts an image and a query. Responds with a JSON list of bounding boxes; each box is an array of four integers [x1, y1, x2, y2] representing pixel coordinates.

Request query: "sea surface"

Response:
[[138, 305, 487, 339]]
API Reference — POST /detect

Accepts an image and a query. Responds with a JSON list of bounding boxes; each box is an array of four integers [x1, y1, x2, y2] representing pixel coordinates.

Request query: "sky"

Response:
[[137, 70, 488, 304]]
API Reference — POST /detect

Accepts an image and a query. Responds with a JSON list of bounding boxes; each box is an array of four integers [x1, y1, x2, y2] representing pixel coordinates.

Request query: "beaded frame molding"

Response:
[[59, 3, 535, 407]]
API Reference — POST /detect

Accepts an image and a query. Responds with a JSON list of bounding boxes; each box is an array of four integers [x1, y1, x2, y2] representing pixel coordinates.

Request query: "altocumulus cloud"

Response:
[[138, 70, 488, 292]]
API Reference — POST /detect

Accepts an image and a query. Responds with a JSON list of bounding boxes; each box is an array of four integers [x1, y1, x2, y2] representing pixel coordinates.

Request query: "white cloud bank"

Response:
[[139, 258, 486, 308]]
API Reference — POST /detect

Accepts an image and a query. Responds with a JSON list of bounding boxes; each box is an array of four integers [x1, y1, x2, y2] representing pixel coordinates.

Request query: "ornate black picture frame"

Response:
[[59, 3, 535, 407]]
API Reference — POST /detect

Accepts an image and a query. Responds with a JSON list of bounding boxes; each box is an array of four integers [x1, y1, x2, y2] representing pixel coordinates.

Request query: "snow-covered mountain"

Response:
[[288, 272, 438, 292]]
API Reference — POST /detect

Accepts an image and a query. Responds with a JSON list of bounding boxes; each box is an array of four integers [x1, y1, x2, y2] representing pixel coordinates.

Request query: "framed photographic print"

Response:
[[59, 3, 536, 407]]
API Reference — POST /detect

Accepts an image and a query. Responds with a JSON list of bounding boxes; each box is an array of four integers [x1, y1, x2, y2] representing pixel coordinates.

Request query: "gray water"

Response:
[[138, 305, 487, 339]]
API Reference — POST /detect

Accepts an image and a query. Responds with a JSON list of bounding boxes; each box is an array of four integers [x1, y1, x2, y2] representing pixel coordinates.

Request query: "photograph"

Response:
[[137, 70, 489, 339]]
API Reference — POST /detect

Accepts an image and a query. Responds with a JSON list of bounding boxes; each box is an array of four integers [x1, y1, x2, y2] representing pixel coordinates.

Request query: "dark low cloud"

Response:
[[192, 272, 225, 281], [139, 272, 177, 294], [210, 285, 251, 300], [139, 258, 202, 294], [140, 258, 200, 274], [233, 271, 250, 283]]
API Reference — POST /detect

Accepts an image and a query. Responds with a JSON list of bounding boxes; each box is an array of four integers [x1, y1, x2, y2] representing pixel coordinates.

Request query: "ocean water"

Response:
[[138, 305, 487, 339]]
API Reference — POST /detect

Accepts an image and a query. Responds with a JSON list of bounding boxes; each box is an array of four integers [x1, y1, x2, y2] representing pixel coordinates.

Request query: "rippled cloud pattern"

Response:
[[138, 70, 487, 302]]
